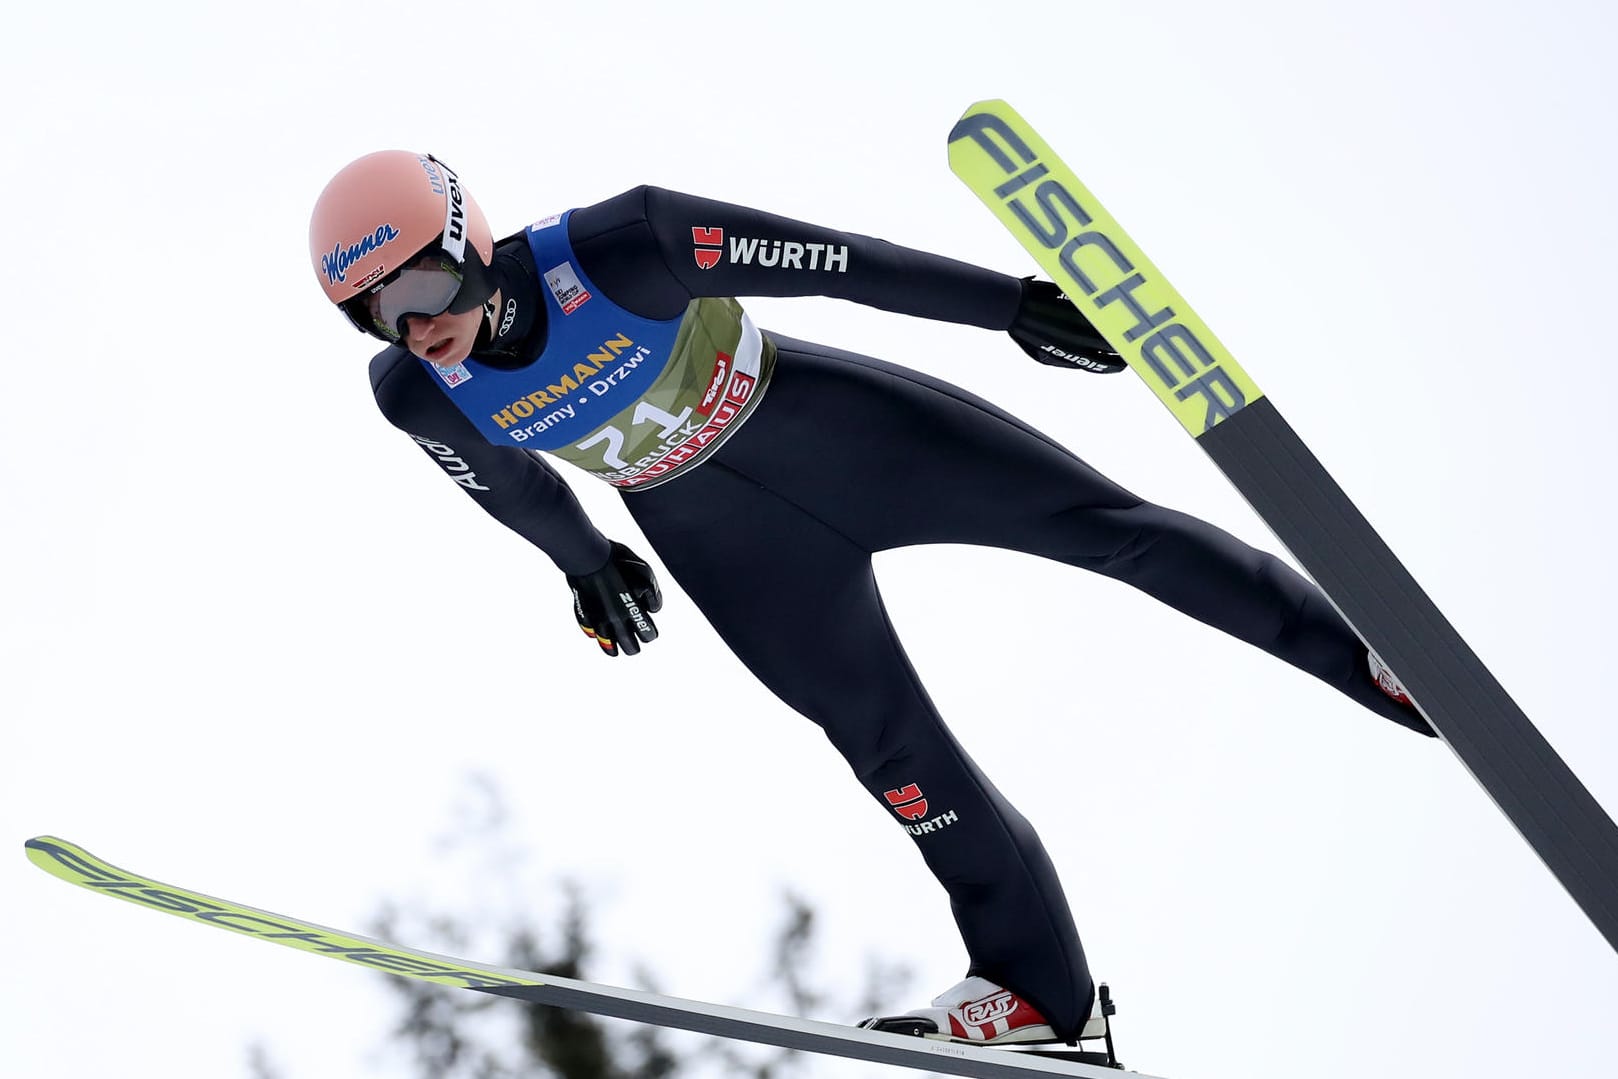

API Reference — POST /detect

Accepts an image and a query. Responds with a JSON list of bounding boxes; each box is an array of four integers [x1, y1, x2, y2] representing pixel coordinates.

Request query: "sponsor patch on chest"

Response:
[[433, 361, 473, 388], [545, 262, 591, 315]]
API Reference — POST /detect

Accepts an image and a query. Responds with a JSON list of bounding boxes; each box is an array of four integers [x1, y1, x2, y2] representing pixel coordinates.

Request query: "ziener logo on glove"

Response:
[[618, 592, 652, 634]]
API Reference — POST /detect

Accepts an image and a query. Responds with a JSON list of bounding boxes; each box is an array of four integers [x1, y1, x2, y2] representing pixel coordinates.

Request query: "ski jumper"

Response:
[[370, 186, 1430, 1039]]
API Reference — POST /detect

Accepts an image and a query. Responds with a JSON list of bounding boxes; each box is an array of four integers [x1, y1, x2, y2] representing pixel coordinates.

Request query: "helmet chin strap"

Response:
[[462, 245, 539, 364], [468, 287, 505, 353], [468, 250, 535, 363]]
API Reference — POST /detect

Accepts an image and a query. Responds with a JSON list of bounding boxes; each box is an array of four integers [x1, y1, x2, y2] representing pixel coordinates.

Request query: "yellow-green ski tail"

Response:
[[24, 835, 539, 990], [947, 99, 1263, 436], [25, 835, 1159, 1077]]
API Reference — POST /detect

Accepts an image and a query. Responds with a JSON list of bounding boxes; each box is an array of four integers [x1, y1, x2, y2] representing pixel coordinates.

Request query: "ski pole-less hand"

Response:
[[1008, 278, 1126, 373], [566, 542, 663, 657]]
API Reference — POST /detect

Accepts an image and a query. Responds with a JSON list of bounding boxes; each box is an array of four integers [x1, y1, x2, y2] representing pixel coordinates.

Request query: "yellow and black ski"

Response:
[[24, 836, 1157, 1079], [949, 98, 1618, 955]]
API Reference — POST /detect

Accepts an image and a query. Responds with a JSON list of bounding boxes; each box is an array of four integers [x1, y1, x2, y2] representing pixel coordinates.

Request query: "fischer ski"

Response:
[[24, 836, 1160, 1079], [948, 99, 1618, 954]]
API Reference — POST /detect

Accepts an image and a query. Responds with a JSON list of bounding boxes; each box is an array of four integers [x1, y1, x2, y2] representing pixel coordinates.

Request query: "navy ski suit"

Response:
[[369, 186, 1430, 1038]]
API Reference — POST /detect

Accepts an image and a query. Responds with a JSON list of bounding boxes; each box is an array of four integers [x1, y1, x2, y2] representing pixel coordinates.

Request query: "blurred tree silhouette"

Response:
[[329, 776, 912, 1079]]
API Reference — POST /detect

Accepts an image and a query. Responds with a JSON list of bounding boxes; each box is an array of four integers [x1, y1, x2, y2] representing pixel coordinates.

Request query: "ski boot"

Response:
[[861, 976, 1124, 1067], [1369, 650, 1413, 706], [860, 975, 1058, 1045]]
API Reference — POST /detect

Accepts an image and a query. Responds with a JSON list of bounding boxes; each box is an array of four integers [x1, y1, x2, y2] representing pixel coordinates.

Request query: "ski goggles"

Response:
[[339, 251, 491, 343]]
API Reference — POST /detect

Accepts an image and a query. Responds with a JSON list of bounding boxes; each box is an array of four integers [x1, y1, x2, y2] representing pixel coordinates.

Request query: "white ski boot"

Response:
[[859, 975, 1060, 1045], [1369, 649, 1413, 706]]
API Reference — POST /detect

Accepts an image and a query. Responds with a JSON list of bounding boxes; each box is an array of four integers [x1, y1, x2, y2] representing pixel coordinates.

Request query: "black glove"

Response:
[[1007, 278, 1126, 373], [566, 542, 663, 657]]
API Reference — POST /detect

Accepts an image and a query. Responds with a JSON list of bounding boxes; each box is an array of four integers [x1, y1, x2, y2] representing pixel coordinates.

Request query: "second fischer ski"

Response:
[[24, 836, 1160, 1079], [947, 98, 1618, 955]]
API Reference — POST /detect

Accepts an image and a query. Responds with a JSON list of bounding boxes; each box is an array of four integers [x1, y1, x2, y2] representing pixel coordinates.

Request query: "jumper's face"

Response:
[[400, 300, 488, 367]]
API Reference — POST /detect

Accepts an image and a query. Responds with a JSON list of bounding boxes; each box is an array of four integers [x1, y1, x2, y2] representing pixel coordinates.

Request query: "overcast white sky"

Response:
[[5, 2, 1617, 1078]]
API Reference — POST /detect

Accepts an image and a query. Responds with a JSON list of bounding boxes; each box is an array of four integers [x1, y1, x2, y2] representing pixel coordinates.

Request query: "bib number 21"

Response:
[[576, 401, 693, 469]]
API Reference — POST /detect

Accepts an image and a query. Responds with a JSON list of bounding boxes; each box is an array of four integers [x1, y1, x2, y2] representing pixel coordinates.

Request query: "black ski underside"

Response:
[[477, 984, 1092, 1078], [1201, 397, 1618, 952]]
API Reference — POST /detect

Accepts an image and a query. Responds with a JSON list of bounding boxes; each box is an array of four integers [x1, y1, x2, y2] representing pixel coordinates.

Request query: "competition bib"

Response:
[[424, 211, 774, 490]]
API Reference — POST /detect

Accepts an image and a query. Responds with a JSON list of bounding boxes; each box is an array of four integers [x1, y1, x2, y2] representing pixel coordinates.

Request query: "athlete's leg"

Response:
[[728, 337, 1428, 734], [624, 462, 1096, 1037]]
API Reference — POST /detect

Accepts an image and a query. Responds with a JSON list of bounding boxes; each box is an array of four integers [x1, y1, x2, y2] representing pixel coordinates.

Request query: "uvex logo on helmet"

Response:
[[440, 160, 468, 260], [414, 152, 466, 258], [321, 223, 401, 286], [418, 155, 446, 195]]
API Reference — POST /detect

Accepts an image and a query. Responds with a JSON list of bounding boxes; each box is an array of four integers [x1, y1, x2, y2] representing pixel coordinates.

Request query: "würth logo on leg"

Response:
[[692, 227, 724, 270], [885, 783, 960, 837], [884, 784, 929, 821]]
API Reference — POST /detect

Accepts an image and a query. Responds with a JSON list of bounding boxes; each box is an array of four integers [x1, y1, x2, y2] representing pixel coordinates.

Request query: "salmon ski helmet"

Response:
[[309, 151, 496, 342]]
